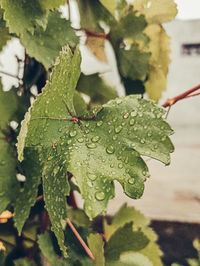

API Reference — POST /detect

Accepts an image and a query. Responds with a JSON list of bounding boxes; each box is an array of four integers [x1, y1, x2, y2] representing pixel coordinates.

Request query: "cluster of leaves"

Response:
[[0, 0, 177, 264]]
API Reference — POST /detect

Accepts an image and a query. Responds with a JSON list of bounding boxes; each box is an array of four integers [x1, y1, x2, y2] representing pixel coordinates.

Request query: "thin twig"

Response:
[[162, 84, 200, 108], [36, 195, 43, 202], [66, 218, 95, 261], [0, 70, 21, 81]]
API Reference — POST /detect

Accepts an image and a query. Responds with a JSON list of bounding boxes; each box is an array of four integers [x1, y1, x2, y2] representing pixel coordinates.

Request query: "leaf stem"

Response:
[[0, 70, 21, 81], [66, 218, 95, 261], [162, 84, 200, 108]]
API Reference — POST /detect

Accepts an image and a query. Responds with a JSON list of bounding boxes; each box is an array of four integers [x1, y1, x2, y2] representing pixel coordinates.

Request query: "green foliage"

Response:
[[0, 0, 178, 264]]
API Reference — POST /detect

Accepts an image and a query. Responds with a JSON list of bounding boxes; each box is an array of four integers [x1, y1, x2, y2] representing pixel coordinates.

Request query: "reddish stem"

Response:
[[66, 218, 95, 261], [67, 191, 78, 209], [85, 29, 108, 40], [162, 84, 200, 108]]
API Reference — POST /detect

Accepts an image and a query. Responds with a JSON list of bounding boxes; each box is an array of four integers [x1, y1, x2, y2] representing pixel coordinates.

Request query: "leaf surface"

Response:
[[39, 0, 66, 10], [21, 11, 78, 69], [99, 0, 116, 15], [1, 0, 47, 35], [87, 233, 105, 266], [0, 8, 11, 51]]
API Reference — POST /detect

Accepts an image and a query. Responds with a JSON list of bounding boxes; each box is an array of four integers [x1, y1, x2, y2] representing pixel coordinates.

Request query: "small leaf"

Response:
[[105, 222, 149, 262], [87, 233, 105, 266], [1, 0, 47, 35], [133, 0, 178, 24], [20, 11, 78, 69]]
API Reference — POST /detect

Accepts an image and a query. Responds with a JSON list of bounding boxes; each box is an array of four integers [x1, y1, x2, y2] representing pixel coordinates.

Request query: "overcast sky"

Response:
[[174, 0, 200, 19]]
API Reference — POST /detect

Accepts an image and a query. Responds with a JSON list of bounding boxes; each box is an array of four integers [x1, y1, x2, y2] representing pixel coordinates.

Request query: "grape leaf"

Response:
[[13, 149, 42, 234], [132, 0, 178, 24], [0, 81, 19, 213], [0, 8, 11, 51], [87, 233, 105, 266], [106, 253, 153, 266], [105, 222, 149, 261], [77, 74, 118, 105], [38, 232, 66, 266], [17, 47, 174, 244], [1, 0, 48, 35], [39, 0, 66, 10], [144, 24, 171, 102], [104, 204, 163, 266], [20, 11, 78, 69]]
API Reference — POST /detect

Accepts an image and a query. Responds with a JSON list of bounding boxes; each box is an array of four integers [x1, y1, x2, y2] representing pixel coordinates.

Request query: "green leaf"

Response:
[[67, 208, 91, 228], [18, 47, 174, 224], [0, 8, 11, 51], [13, 149, 42, 235], [87, 233, 105, 266], [105, 222, 149, 262], [116, 45, 151, 81], [39, 0, 66, 10], [104, 204, 163, 266], [77, 74, 118, 105], [14, 258, 36, 266], [38, 232, 65, 266], [106, 253, 153, 266], [1, 0, 47, 35], [73, 91, 88, 117], [132, 0, 178, 24], [144, 25, 171, 102], [20, 11, 78, 69], [0, 80, 19, 213]]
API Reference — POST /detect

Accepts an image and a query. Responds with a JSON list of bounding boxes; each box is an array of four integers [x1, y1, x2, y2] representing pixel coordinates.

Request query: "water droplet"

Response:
[[138, 112, 143, 117], [118, 163, 123, 169], [110, 163, 114, 168], [86, 143, 97, 149], [88, 173, 96, 181], [87, 181, 93, 188], [85, 122, 89, 128], [147, 131, 152, 137], [161, 136, 166, 141], [67, 139, 72, 144], [115, 125, 122, 133], [123, 113, 129, 119], [95, 191, 105, 201], [97, 121, 103, 127], [116, 99, 122, 104], [140, 138, 146, 144], [47, 156, 54, 161], [131, 111, 137, 117], [129, 119, 135, 126], [112, 135, 117, 141], [128, 178, 135, 185], [106, 145, 115, 154], [78, 138, 84, 143], [69, 130, 77, 137], [132, 143, 136, 148], [92, 136, 100, 143], [157, 113, 162, 118], [53, 166, 59, 175]]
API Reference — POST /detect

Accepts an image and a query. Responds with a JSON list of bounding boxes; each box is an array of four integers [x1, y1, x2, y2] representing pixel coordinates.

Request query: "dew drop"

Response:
[[106, 145, 115, 154], [87, 181, 93, 188], [115, 125, 122, 133], [129, 119, 135, 126], [112, 135, 117, 141], [128, 178, 135, 185], [161, 136, 166, 141], [86, 143, 97, 149], [92, 136, 100, 143], [147, 131, 152, 137], [69, 130, 77, 137], [116, 99, 122, 104], [140, 138, 146, 144], [88, 173, 97, 181], [97, 121, 103, 127], [67, 139, 72, 145], [47, 156, 54, 161], [118, 163, 123, 169], [123, 113, 129, 119], [95, 191, 105, 201], [53, 166, 59, 175], [77, 138, 84, 143], [131, 110, 137, 117]]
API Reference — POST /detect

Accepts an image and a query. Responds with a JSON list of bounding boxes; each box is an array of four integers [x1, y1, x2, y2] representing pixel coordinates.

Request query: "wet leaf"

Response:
[[21, 11, 78, 69], [0, 8, 11, 51], [17, 47, 174, 251]]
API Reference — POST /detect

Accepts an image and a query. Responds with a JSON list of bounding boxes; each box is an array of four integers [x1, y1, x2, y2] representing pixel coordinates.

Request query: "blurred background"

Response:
[[0, 0, 200, 223]]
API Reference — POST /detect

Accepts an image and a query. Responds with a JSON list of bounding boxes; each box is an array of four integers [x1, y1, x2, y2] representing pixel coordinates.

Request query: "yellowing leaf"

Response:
[[99, 0, 116, 15], [0, 210, 12, 223], [132, 0, 178, 24], [86, 36, 107, 62], [144, 24, 171, 102]]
